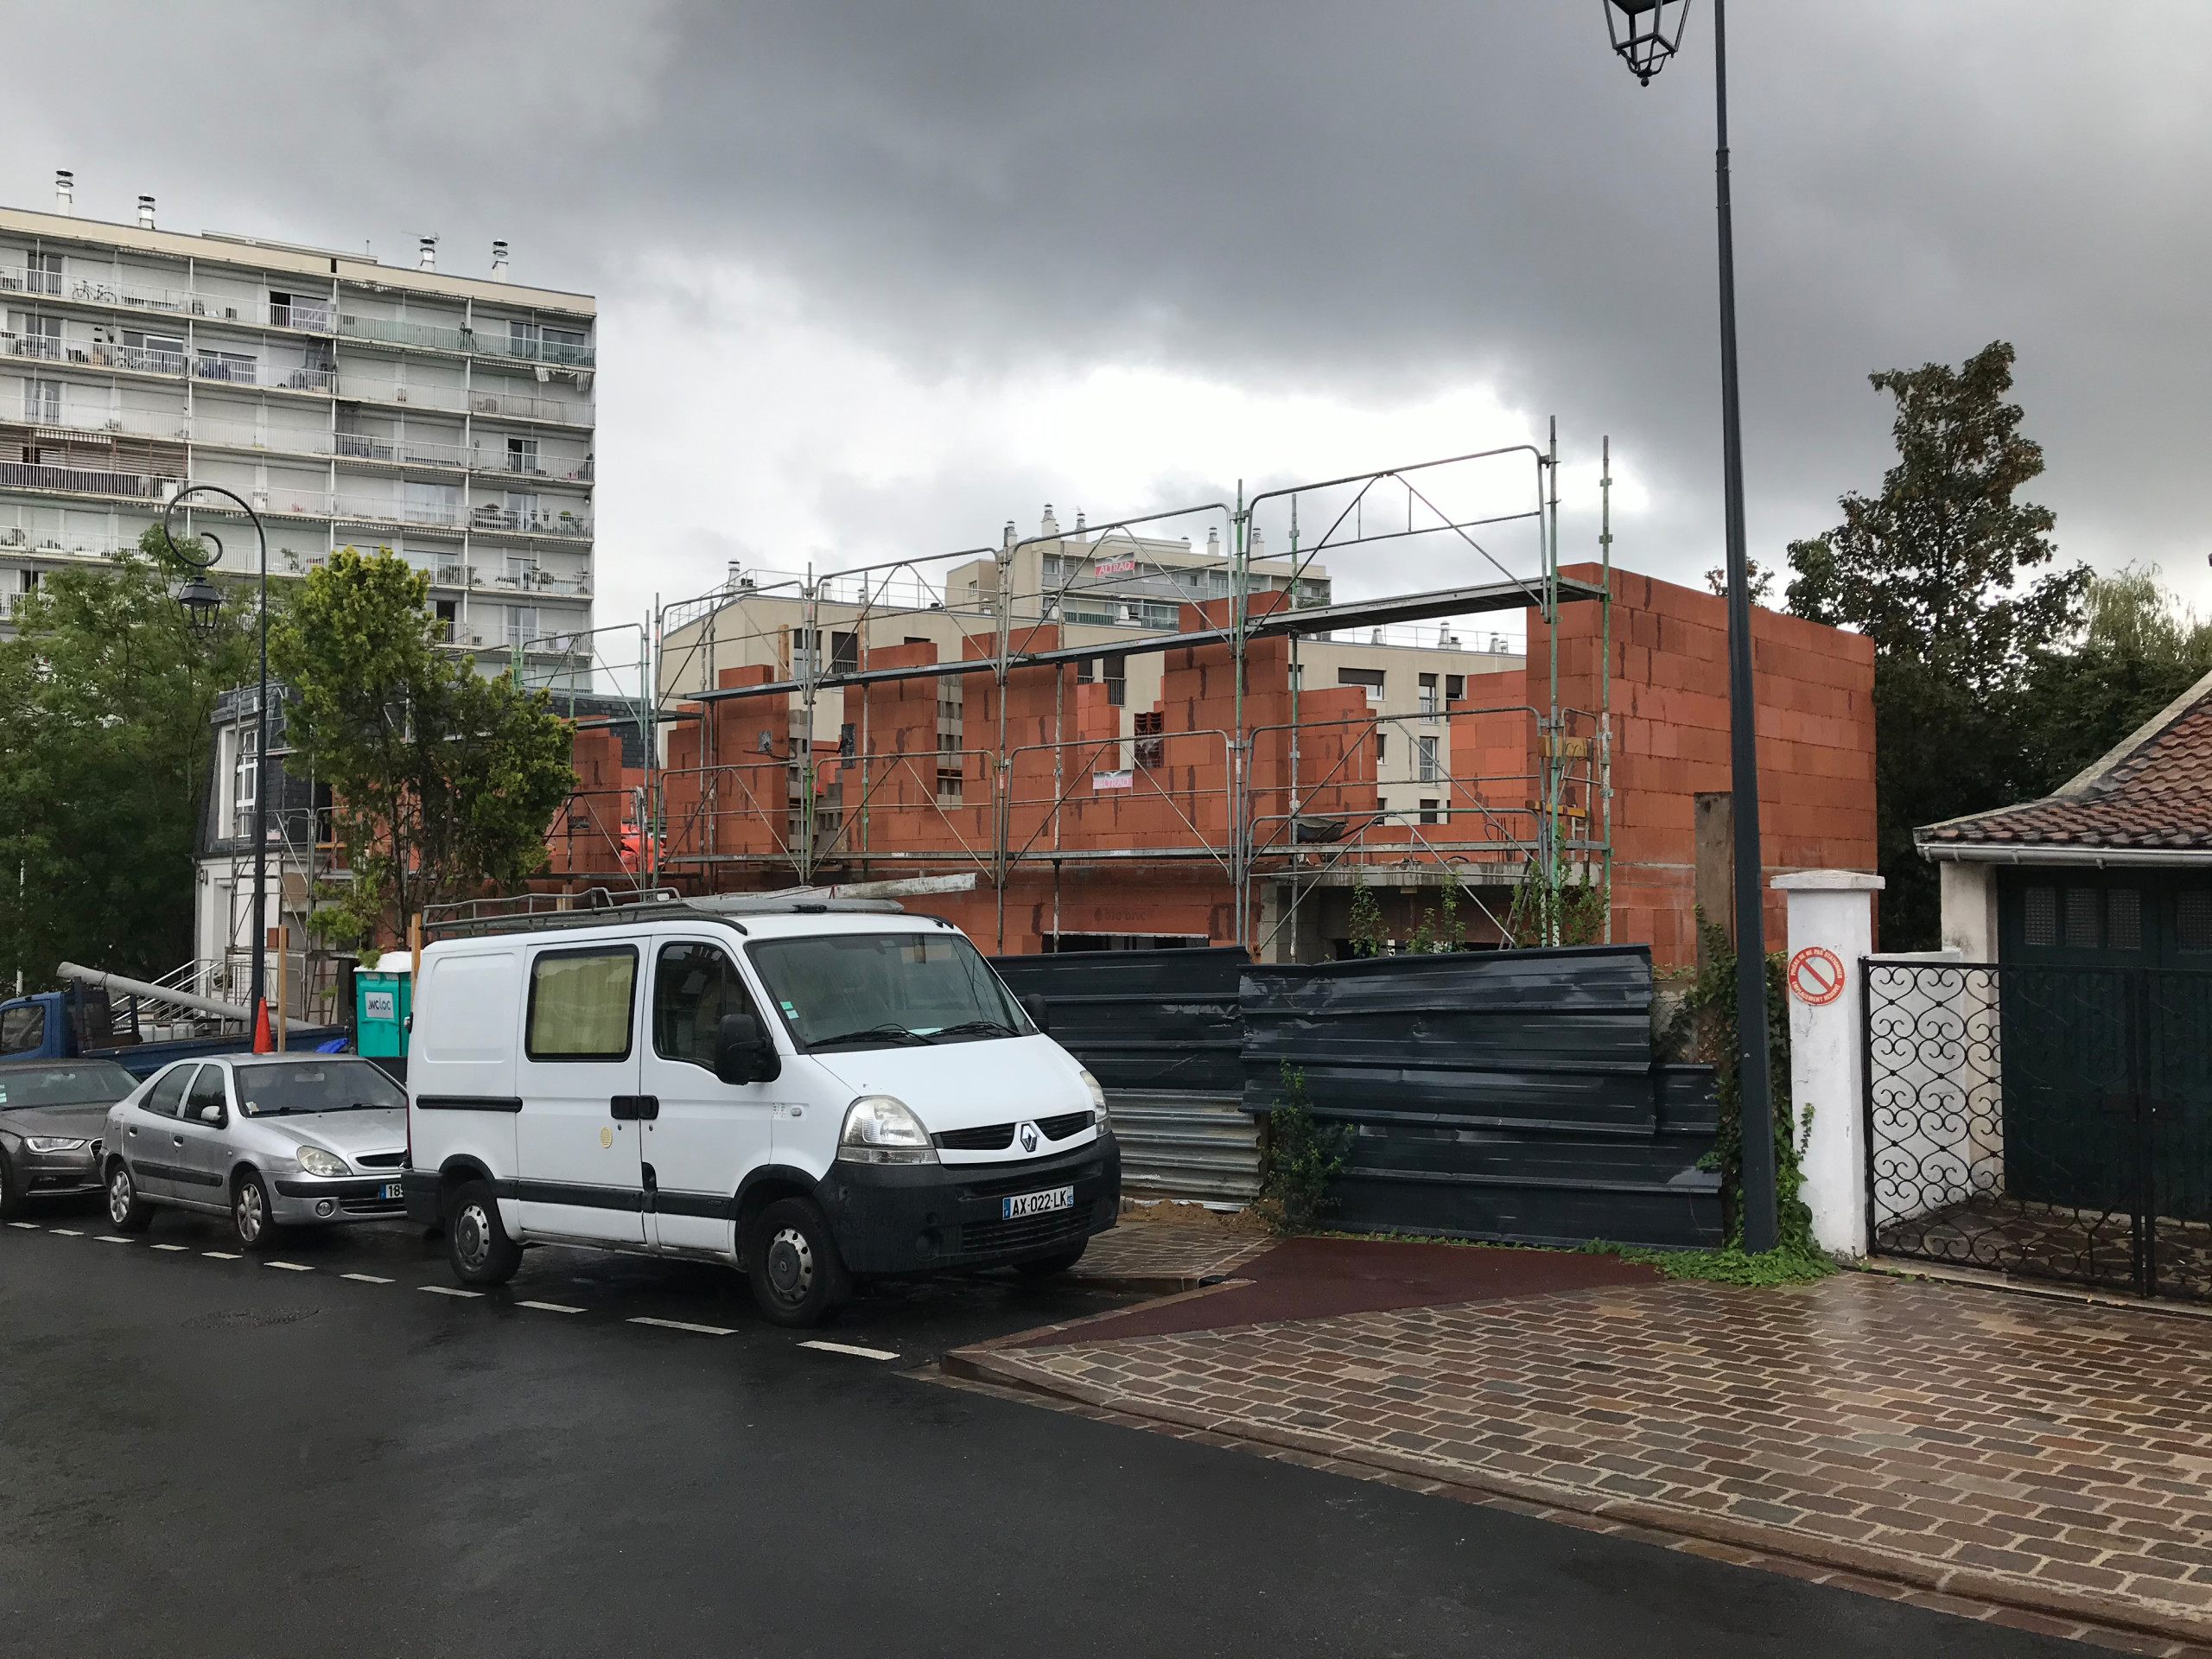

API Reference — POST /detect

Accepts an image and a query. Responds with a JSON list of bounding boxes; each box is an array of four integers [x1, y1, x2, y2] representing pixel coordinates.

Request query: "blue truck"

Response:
[[0, 979, 346, 1078]]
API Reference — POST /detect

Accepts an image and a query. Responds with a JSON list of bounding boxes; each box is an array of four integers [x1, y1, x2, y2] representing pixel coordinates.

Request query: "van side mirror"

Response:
[[1020, 994, 1050, 1034], [715, 1012, 779, 1085]]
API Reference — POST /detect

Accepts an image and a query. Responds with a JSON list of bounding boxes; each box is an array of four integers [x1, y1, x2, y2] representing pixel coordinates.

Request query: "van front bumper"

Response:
[[817, 1135, 1120, 1277]]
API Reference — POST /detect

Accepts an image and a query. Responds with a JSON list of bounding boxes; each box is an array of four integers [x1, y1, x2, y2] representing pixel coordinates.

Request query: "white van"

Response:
[[401, 900, 1120, 1325]]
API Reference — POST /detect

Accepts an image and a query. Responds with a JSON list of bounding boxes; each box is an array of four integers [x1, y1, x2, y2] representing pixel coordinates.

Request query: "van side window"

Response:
[[652, 942, 755, 1070], [144, 1066, 192, 1119], [526, 947, 638, 1062]]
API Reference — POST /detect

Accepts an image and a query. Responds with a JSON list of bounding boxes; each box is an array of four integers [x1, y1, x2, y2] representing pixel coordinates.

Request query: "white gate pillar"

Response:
[[1771, 870, 1884, 1259]]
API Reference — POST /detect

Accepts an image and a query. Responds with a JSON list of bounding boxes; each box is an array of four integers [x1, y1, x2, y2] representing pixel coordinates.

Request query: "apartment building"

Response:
[[0, 175, 594, 682], [656, 505, 1523, 830]]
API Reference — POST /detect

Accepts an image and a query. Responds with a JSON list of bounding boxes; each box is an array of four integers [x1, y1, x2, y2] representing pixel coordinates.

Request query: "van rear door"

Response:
[[513, 942, 645, 1245]]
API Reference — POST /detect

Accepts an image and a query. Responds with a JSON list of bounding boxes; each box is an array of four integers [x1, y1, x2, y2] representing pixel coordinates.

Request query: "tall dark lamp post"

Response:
[[1602, 0, 1777, 1250], [165, 486, 273, 1037]]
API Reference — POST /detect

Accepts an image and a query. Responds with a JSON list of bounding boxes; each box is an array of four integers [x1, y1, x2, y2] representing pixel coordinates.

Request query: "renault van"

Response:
[[401, 900, 1120, 1325]]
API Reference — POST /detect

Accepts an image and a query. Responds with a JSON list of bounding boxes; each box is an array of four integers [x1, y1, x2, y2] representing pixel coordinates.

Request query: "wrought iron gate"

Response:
[[1863, 959, 2212, 1302]]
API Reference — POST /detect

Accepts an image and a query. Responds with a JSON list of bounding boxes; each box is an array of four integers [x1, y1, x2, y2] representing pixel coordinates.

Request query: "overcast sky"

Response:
[[10, 1, 2209, 659]]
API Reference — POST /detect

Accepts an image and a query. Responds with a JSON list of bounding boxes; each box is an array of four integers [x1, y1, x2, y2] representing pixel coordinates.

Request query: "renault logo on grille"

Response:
[[1018, 1122, 1039, 1154]]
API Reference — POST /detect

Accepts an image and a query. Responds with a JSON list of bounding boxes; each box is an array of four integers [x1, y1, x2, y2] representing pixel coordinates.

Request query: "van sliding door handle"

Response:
[[608, 1095, 660, 1122]]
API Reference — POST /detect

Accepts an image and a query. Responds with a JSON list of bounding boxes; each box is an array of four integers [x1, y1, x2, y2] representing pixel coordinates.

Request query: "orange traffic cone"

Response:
[[252, 998, 274, 1053]]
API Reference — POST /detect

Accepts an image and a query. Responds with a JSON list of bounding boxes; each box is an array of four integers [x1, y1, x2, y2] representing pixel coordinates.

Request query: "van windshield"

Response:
[[746, 932, 1031, 1051]]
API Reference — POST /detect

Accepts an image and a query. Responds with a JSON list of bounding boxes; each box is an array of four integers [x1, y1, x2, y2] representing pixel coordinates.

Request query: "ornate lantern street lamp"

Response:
[[1600, 0, 1778, 1251], [164, 486, 275, 1035]]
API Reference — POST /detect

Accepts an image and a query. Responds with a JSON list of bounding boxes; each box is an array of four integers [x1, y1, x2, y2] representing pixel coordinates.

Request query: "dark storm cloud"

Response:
[[12, 2, 2209, 594]]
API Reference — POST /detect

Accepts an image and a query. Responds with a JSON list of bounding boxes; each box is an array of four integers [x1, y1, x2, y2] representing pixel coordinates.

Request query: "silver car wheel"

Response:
[[234, 1179, 264, 1243], [765, 1224, 814, 1304], [108, 1166, 135, 1226], [453, 1200, 493, 1273]]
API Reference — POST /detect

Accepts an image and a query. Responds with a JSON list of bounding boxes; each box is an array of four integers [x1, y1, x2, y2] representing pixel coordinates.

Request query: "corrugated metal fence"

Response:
[[993, 944, 1721, 1247]]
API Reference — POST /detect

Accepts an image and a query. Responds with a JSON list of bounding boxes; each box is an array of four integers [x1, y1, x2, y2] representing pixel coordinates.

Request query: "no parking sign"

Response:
[[1787, 945, 1846, 1007]]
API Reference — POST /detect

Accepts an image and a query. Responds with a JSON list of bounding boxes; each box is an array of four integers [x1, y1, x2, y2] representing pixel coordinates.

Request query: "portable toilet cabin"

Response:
[[354, 950, 412, 1080]]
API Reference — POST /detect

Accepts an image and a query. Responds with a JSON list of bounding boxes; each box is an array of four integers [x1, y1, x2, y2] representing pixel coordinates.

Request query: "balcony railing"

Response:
[[0, 460, 171, 499], [468, 504, 591, 538], [337, 313, 596, 369], [334, 430, 473, 469], [338, 378, 467, 412], [194, 356, 336, 394], [468, 390, 582, 423], [429, 563, 591, 596]]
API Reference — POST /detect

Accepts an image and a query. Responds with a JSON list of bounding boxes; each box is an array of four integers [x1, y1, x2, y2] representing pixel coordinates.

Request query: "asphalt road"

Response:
[[1, 1201, 2079, 1659]]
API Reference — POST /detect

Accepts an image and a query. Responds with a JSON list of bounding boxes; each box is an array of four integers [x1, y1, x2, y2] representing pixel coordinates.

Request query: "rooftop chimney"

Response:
[[54, 171, 73, 215], [491, 240, 510, 280], [418, 236, 438, 272], [1249, 524, 1265, 561], [1002, 520, 1016, 550], [1040, 504, 1059, 537], [1206, 526, 1220, 555], [137, 194, 156, 230]]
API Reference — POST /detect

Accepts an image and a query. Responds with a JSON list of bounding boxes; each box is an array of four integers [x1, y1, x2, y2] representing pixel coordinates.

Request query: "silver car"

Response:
[[102, 1054, 410, 1251]]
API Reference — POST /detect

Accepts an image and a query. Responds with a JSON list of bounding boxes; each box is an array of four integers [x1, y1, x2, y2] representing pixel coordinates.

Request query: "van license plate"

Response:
[[378, 1183, 402, 1201], [1002, 1185, 1074, 1220]]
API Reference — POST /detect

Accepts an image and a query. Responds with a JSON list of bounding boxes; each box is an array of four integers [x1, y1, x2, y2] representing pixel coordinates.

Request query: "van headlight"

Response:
[[838, 1096, 939, 1165], [296, 1146, 350, 1178], [1078, 1068, 1109, 1135]]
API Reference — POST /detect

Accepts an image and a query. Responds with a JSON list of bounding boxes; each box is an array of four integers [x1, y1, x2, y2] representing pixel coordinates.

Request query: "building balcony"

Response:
[[336, 313, 595, 369], [0, 459, 174, 500], [0, 267, 337, 334], [468, 503, 591, 538], [6, 332, 335, 394]]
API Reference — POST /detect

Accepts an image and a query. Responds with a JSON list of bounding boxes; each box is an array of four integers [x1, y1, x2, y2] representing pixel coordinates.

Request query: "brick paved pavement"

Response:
[[1067, 1217, 1274, 1289], [952, 1269, 2212, 1647]]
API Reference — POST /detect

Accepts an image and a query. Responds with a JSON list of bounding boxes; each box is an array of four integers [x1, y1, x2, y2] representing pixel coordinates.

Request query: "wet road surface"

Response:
[[1, 1201, 2081, 1657]]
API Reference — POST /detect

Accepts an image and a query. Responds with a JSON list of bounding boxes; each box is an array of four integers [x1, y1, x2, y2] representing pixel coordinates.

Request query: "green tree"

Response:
[[1785, 341, 2089, 946], [2015, 566, 2212, 789], [0, 529, 257, 990], [270, 547, 576, 951]]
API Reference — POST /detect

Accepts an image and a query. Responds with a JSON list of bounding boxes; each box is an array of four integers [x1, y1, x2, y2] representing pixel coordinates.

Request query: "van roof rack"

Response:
[[419, 886, 911, 941]]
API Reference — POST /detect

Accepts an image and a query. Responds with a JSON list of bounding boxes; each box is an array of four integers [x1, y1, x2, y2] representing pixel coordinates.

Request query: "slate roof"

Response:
[[1918, 669, 2212, 855]]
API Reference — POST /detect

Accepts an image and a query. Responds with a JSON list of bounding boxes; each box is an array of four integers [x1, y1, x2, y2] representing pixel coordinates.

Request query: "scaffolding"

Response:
[[542, 438, 1615, 957]]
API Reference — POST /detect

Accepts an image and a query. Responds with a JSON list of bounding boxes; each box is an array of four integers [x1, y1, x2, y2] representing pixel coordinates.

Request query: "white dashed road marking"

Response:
[[800, 1339, 899, 1361], [97, 1236, 134, 1244], [203, 1251, 240, 1260], [341, 1273, 394, 1284], [628, 1316, 734, 1337], [151, 1243, 190, 1251], [50, 1228, 83, 1236], [265, 1261, 314, 1272], [8, 1221, 40, 1230], [518, 1300, 584, 1313], [420, 1285, 482, 1299]]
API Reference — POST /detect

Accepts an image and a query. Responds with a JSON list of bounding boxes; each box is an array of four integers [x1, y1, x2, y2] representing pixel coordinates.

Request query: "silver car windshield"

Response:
[[746, 931, 1031, 1051], [237, 1060, 406, 1117]]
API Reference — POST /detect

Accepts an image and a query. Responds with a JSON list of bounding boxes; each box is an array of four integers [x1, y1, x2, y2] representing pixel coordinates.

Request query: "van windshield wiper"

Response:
[[925, 1020, 1017, 1042], [808, 1024, 931, 1051]]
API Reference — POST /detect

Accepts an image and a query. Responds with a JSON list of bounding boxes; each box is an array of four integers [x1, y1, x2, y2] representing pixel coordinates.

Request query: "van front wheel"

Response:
[[747, 1197, 849, 1327]]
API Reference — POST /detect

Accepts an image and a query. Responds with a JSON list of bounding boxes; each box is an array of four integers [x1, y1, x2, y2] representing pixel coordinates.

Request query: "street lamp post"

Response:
[[164, 486, 274, 1037], [1603, 0, 1777, 1250]]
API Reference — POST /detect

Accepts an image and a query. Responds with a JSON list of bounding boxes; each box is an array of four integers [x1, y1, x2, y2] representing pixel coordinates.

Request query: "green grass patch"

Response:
[[1582, 1239, 1839, 1287]]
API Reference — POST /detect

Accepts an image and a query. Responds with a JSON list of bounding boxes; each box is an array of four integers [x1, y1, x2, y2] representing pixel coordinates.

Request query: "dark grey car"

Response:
[[0, 1058, 140, 1217], [102, 1055, 410, 1250]]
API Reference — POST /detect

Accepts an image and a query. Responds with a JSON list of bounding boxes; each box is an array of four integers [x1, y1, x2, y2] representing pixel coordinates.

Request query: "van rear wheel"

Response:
[[746, 1197, 849, 1328], [446, 1180, 522, 1287]]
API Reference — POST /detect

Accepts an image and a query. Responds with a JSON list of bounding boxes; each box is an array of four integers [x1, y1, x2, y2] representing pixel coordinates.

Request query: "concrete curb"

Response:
[[943, 1343, 2212, 1650]]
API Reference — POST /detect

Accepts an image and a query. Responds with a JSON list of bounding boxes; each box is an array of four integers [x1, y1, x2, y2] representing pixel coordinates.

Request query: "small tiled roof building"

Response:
[[1916, 668, 2212, 967]]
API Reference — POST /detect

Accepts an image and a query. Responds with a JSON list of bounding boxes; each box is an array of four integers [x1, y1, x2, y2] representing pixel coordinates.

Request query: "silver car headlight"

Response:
[[837, 1096, 939, 1166], [296, 1146, 350, 1178], [23, 1136, 89, 1154], [1078, 1068, 1109, 1135]]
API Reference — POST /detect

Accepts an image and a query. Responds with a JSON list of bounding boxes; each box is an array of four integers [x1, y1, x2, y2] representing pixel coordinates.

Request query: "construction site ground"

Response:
[[948, 1232, 2212, 1656]]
